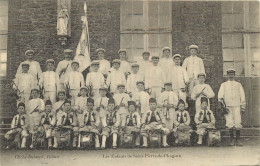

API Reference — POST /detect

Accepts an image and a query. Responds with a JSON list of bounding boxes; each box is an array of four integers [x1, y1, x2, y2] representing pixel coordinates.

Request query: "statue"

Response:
[[57, 7, 69, 36]]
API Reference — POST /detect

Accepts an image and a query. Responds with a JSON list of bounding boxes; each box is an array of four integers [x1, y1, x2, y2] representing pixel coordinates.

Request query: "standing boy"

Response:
[[118, 49, 131, 79], [96, 48, 111, 79], [159, 47, 174, 81], [126, 63, 144, 97], [218, 69, 246, 146], [138, 51, 152, 78]]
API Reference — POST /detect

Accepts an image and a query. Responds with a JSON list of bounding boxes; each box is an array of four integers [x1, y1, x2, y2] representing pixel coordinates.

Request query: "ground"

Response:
[[0, 137, 259, 166]]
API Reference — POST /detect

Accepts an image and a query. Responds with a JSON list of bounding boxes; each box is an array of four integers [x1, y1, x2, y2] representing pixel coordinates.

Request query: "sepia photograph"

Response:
[[0, 0, 259, 165]]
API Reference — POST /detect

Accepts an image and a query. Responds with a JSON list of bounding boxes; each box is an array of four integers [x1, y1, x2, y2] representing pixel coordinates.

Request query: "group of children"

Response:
[[5, 45, 246, 149]]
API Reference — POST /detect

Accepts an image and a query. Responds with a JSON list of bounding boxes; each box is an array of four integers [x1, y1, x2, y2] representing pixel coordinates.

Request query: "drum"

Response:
[[207, 129, 221, 146], [55, 128, 72, 148], [177, 130, 190, 145], [32, 130, 46, 148], [79, 131, 95, 149], [148, 129, 161, 148], [120, 133, 134, 148]]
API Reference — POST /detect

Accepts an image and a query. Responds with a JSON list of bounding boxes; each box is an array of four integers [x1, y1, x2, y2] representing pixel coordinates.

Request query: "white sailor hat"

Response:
[[164, 82, 172, 86], [25, 50, 34, 55], [118, 49, 127, 54], [91, 60, 100, 66], [99, 86, 107, 90], [142, 51, 150, 55], [95, 48, 105, 53], [71, 60, 79, 65], [57, 89, 66, 95], [46, 59, 55, 64], [136, 81, 145, 85], [151, 55, 160, 59], [21, 62, 30, 67], [117, 84, 125, 88], [189, 45, 199, 50], [131, 63, 139, 67], [64, 49, 73, 54], [197, 73, 206, 77], [112, 59, 121, 64], [226, 69, 236, 73], [162, 47, 171, 52], [173, 54, 181, 59], [80, 86, 89, 90]]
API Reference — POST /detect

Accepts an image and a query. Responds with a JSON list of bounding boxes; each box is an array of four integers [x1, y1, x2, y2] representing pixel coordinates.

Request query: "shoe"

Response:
[[135, 145, 140, 148], [236, 139, 243, 146], [4, 145, 11, 150], [162, 144, 170, 148], [100, 146, 105, 150], [112, 146, 117, 149], [141, 145, 147, 148], [95, 147, 101, 150]]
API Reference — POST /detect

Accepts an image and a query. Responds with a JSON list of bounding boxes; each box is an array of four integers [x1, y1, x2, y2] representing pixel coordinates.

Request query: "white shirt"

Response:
[[64, 71, 85, 90], [13, 73, 35, 94], [53, 100, 65, 112], [98, 59, 111, 76], [106, 69, 126, 93], [16, 60, 42, 82], [27, 98, 45, 114], [86, 71, 105, 90], [138, 59, 152, 77], [132, 91, 150, 114], [119, 60, 131, 74], [159, 57, 175, 82], [39, 71, 60, 91], [113, 93, 130, 107], [182, 55, 205, 79], [126, 73, 144, 93], [145, 65, 166, 89], [170, 65, 189, 90], [218, 80, 246, 107], [56, 60, 72, 83], [74, 96, 88, 111], [94, 96, 109, 110], [191, 83, 215, 108], [158, 90, 179, 108]]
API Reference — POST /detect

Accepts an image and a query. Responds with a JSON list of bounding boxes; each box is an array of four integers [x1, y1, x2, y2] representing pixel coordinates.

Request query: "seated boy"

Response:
[[40, 100, 56, 149], [172, 99, 191, 144], [121, 101, 141, 147], [75, 98, 101, 149], [74, 86, 89, 112], [94, 86, 109, 112], [195, 97, 216, 145], [100, 98, 120, 149], [140, 98, 170, 148], [53, 100, 77, 148], [4, 102, 29, 149], [113, 84, 130, 120]]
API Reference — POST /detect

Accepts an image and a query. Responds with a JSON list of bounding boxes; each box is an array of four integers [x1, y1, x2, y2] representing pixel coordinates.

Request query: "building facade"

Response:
[[0, 0, 259, 128]]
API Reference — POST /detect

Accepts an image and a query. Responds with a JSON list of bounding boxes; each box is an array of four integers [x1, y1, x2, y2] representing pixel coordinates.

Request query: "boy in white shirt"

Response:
[[95, 87, 109, 112], [86, 60, 105, 99], [74, 86, 89, 112], [118, 49, 131, 79], [13, 63, 35, 106], [16, 50, 42, 86], [159, 47, 175, 82], [106, 59, 126, 95], [64, 61, 85, 106], [113, 84, 130, 119], [39, 59, 60, 104], [96, 48, 111, 79], [138, 51, 152, 78], [182, 45, 205, 96], [145, 55, 166, 101], [218, 69, 246, 146], [126, 63, 144, 97]]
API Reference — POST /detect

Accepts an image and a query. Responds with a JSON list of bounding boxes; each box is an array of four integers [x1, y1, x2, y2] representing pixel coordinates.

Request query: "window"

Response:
[[120, 1, 172, 62], [0, 0, 8, 77], [222, 1, 260, 77]]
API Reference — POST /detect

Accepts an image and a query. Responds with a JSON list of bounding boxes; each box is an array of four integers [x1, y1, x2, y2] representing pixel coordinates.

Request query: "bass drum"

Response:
[[120, 133, 134, 148], [148, 130, 161, 148], [79, 131, 95, 149], [177, 130, 190, 145], [55, 128, 73, 148], [207, 129, 221, 146]]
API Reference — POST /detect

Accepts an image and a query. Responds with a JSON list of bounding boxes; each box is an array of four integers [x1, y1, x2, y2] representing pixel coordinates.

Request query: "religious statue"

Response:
[[57, 7, 69, 36]]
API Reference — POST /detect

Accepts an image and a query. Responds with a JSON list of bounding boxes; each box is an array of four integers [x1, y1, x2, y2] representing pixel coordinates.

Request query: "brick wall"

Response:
[[1, 0, 120, 117]]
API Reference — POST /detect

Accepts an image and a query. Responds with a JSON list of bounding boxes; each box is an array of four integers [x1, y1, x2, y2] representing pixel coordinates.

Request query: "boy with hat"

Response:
[[170, 54, 189, 106], [132, 81, 150, 118], [140, 98, 170, 148], [40, 100, 56, 149], [16, 50, 42, 86], [173, 99, 191, 144], [86, 60, 105, 99], [158, 82, 179, 130], [218, 69, 246, 146], [126, 63, 144, 97], [121, 101, 141, 147], [145, 55, 166, 101], [195, 97, 216, 145], [96, 48, 111, 78], [159, 47, 175, 81], [56, 49, 73, 90], [138, 51, 152, 77], [95, 86, 109, 112], [182, 45, 205, 96], [106, 59, 126, 94], [113, 84, 130, 120], [74, 86, 89, 113], [100, 98, 121, 149], [4, 102, 29, 149], [118, 49, 131, 79], [64, 60, 85, 106], [53, 89, 66, 112], [13, 63, 35, 106], [74, 98, 101, 149], [53, 100, 77, 148], [39, 59, 60, 104], [191, 73, 215, 112]]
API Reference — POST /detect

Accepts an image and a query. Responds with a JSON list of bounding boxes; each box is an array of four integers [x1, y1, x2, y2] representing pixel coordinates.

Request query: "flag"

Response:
[[74, 2, 91, 72]]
